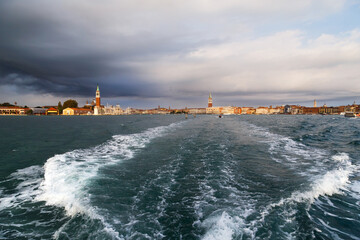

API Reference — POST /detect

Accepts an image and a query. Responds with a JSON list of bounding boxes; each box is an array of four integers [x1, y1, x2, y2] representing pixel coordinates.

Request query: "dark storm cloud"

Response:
[[0, 0, 190, 98]]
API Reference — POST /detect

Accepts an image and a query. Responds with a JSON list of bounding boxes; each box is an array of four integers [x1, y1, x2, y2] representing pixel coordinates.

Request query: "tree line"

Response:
[[58, 99, 78, 114]]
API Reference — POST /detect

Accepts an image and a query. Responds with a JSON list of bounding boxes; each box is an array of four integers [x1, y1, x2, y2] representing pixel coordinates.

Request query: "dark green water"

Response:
[[0, 115, 359, 239]]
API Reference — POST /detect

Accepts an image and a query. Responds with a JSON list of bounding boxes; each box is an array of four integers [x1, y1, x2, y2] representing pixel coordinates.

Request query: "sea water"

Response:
[[0, 115, 359, 239]]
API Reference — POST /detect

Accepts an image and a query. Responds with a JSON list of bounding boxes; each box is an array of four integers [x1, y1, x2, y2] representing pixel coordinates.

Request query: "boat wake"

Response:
[[201, 121, 359, 239], [1, 122, 184, 239]]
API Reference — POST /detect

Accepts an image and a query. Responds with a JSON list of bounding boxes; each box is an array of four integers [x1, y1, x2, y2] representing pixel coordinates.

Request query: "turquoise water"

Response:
[[0, 115, 359, 239]]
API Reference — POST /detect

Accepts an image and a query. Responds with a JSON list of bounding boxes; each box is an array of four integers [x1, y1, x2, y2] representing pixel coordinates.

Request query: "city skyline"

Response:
[[1, 0, 360, 108]]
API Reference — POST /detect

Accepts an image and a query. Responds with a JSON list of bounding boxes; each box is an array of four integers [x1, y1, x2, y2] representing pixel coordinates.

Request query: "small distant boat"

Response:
[[344, 112, 356, 118], [219, 115, 223, 118]]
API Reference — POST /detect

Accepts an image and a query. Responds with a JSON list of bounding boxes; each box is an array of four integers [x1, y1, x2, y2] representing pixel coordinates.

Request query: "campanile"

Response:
[[96, 84, 101, 107], [208, 93, 213, 107]]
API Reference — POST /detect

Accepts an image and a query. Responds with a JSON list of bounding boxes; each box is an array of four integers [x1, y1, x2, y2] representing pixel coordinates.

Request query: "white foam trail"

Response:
[[0, 165, 43, 211], [282, 169, 350, 207], [202, 211, 242, 240], [198, 141, 257, 240], [245, 123, 327, 161], [292, 153, 353, 203], [205, 121, 359, 239], [223, 152, 356, 240], [265, 153, 353, 209], [0, 122, 183, 239], [36, 122, 182, 217]]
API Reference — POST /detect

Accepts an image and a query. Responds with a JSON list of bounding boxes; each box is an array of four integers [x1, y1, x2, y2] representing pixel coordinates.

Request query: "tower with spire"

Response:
[[208, 92, 213, 107], [96, 84, 101, 107], [314, 99, 317, 108], [94, 84, 101, 115]]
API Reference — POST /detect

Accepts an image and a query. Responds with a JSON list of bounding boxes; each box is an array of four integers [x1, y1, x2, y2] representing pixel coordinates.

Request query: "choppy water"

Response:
[[0, 115, 359, 239]]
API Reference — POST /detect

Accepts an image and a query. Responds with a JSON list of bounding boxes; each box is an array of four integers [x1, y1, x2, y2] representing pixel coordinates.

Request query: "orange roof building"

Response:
[[46, 107, 59, 115]]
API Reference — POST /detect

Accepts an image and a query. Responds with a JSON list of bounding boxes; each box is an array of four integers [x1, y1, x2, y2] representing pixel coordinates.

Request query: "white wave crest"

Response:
[[201, 148, 355, 239], [271, 153, 353, 208], [0, 122, 183, 239], [332, 152, 350, 163], [245, 122, 328, 170], [288, 168, 350, 205], [36, 122, 182, 217], [202, 211, 242, 240], [0, 165, 43, 211]]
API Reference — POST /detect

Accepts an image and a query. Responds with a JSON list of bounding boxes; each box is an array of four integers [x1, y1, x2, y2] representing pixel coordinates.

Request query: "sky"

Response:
[[0, 0, 360, 108]]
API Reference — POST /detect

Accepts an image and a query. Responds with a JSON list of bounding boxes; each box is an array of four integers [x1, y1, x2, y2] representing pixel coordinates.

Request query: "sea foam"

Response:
[[0, 165, 43, 211], [202, 122, 357, 239], [202, 211, 243, 240], [36, 122, 182, 217], [244, 123, 356, 204], [23, 122, 182, 239]]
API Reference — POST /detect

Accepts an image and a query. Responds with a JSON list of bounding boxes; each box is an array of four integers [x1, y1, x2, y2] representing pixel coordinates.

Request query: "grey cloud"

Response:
[[0, 1, 201, 99], [0, 0, 358, 107]]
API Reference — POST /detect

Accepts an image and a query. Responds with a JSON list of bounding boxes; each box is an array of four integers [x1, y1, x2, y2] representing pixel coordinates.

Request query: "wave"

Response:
[[198, 160, 353, 240], [201, 211, 244, 240], [2, 122, 183, 239], [0, 165, 43, 211], [245, 122, 342, 178], [247, 120, 357, 206], [246, 120, 357, 222], [36, 122, 182, 215], [201, 122, 358, 239], [272, 153, 353, 207], [197, 133, 258, 240]]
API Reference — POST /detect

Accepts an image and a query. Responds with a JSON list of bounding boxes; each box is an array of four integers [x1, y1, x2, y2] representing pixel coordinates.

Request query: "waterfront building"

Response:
[[222, 106, 240, 115], [319, 106, 339, 115], [124, 107, 141, 115], [63, 108, 93, 115], [46, 107, 59, 115], [256, 107, 269, 114], [206, 106, 220, 114], [284, 105, 292, 114], [268, 107, 281, 114], [142, 107, 171, 114], [302, 107, 320, 114], [291, 106, 303, 114], [188, 108, 206, 114], [170, 108, 188, 114], [0, 106, 28, 115], [31, 107, 47, 115], [240, 107, 250, 114], [104, 104, 124, 115], [234, 107, 242, 114], [206, 106, 239, 115], [314, 99, 317, 107], [246, 108, 256, 114], [84, 100, 93, 109]]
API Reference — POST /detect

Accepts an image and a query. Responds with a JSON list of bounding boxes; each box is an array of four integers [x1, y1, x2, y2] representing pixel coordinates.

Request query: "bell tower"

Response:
[[96, 84, 101, 107], [208, 93, 213, 107]]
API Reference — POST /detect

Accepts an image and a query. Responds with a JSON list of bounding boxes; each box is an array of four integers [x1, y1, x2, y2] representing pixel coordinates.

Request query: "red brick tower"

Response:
[[208, 93, 213, 107], [96, 84, 100, 107]]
